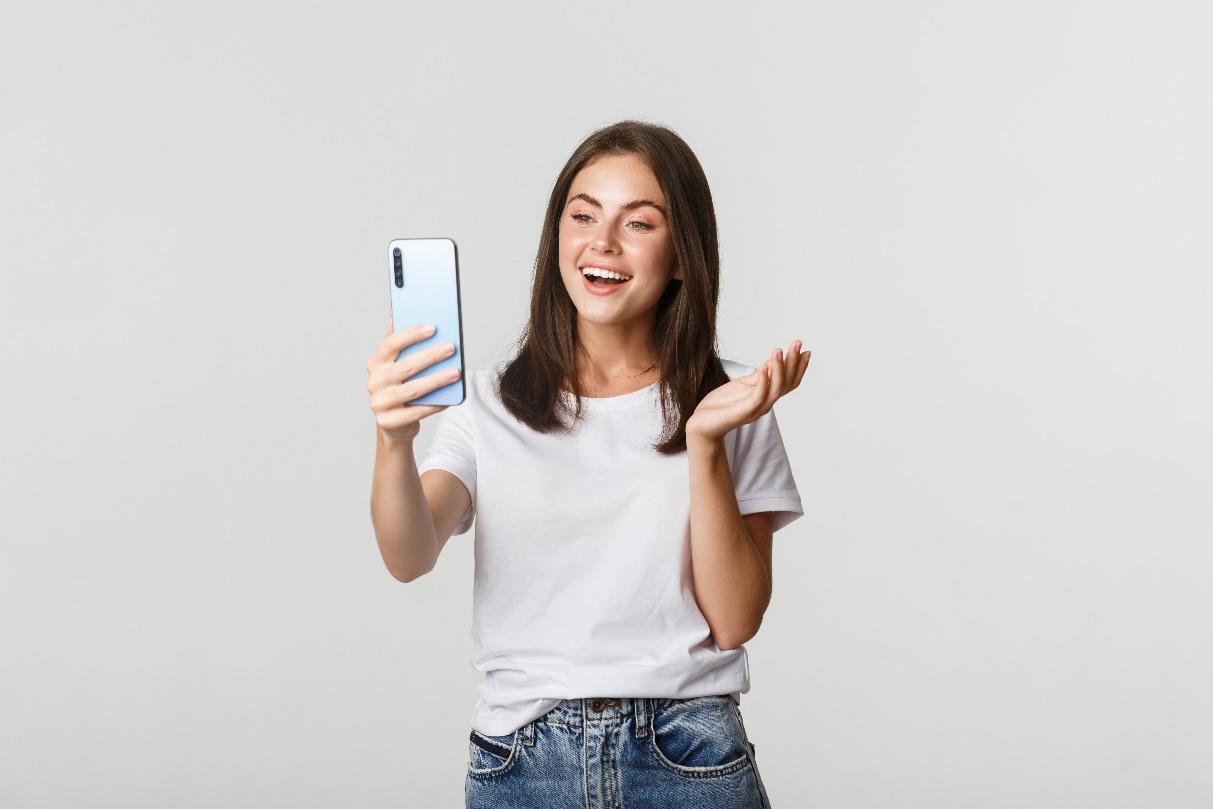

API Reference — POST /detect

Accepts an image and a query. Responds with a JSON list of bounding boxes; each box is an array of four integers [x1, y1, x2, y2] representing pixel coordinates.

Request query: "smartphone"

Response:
[[388, 237, 466, 406]]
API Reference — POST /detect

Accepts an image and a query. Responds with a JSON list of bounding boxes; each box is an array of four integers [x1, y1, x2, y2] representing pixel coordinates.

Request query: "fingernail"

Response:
[[424, 324, 436, 335]]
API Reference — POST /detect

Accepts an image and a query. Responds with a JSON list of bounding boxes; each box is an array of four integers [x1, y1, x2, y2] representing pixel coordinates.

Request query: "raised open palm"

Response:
[[686, 340, 811, 442]]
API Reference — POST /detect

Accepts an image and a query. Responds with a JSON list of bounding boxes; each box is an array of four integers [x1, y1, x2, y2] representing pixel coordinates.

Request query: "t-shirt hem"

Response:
[[469, 657, 751, 736], [736, 494, 804, 532]]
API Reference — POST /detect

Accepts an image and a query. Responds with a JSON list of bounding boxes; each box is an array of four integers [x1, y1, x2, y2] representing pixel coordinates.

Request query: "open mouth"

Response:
[[580, 270, 631, 295], [579, 266, 633, 293], [586, 275, 629, 286], [581, 267, 632, 285]]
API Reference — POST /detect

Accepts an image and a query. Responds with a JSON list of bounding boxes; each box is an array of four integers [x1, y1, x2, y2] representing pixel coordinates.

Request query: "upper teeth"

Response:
[[582, 266, 631, 281]]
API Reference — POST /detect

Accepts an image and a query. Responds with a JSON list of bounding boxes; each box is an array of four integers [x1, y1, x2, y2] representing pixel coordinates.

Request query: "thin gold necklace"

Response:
[[577, 347, 659, 384]]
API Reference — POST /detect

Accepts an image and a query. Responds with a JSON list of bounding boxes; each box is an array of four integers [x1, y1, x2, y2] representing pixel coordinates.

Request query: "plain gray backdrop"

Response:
[[2, 1, 1211, 807]]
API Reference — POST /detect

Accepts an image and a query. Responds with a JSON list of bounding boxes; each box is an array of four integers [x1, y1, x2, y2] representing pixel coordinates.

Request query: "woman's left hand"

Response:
[[686, 341, 811, 443]]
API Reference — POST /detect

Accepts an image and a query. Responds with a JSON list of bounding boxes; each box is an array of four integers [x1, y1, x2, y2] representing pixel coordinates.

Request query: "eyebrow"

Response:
[[566, 192, 667, 217]]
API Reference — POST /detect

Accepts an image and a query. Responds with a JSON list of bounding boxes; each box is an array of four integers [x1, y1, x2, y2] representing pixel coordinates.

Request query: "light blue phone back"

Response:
[[388, 237, 465, 406]]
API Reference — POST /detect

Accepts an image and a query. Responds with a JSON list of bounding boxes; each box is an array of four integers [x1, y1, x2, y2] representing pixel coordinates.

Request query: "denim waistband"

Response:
[[529, 695, 729, 740]]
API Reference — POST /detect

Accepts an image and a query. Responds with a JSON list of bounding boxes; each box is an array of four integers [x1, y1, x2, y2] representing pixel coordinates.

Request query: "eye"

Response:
[[569, 212, 653, 230]]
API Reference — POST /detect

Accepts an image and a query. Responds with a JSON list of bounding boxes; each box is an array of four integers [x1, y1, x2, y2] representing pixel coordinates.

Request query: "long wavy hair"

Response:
[[496, 120, 730, 454]]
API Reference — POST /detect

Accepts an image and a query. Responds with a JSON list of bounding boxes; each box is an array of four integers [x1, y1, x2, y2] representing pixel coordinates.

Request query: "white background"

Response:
[[2, 1, 1210, 806]]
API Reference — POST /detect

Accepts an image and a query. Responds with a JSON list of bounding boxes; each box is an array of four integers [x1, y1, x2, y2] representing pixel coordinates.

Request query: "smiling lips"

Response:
[[580, 263, 632, 278], [580, 268, 630, 296]]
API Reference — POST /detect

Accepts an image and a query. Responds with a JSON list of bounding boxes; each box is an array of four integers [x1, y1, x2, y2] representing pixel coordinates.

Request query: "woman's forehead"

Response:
[[571, 154, 665, 202]]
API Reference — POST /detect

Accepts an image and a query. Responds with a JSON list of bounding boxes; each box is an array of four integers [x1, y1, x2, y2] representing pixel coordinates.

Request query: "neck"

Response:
[[573, 318, 660, 388]]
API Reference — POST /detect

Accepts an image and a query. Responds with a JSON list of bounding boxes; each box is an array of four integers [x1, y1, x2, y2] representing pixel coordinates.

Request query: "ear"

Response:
[[672, 265, 684, 281]]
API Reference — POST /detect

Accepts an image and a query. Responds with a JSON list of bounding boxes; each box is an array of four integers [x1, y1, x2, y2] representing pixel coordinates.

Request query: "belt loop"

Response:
[[633, 698, 650, 738], [522, 718, 535, 746]]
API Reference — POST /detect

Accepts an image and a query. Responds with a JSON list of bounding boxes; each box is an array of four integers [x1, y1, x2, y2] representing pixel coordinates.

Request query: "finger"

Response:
[[785, 340, 802, 381], [385, 315, 393, 337], [374, 365, 461, 409], [793, 349, 811, 387], [376, 341, 454, 387], [764, 347, 783, 411], [753, 361, 770, 399], [377, 322, 435, 364], [393, 366, 461, 405], [746, 362, 768, 413], [416, 345, 458, 383], [375, 403, 446, 431]]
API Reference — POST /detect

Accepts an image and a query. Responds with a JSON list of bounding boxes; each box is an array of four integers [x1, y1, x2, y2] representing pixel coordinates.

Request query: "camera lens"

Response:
[[393, 248, 401, 257]]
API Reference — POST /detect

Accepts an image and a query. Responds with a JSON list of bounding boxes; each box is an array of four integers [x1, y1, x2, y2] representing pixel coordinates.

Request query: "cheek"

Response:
[[558, 223, 584, 255], [635, 236, 674, 273], [561, 222, 587, 243], [557, 230, 582, 278]]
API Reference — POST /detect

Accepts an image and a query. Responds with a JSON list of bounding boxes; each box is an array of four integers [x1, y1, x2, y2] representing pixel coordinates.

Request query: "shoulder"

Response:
[[453, 358, 513, 410], [717, 357, 783, 448], [439, 360, 494, 414], [720, 357, 759, 381], [462, 360, 507, 394]]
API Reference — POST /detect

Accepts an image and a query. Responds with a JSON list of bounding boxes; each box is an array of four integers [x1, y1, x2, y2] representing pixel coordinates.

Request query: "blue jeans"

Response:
[[465, 695, 772, 808]]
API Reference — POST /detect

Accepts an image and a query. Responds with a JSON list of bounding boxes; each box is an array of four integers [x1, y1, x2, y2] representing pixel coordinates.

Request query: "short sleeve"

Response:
[[416, 391, 477, 536], [726, 402, 804, 534]]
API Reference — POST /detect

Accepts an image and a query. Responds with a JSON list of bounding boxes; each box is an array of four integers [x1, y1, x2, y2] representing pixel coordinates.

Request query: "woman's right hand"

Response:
[[366, 316, 461, 444]]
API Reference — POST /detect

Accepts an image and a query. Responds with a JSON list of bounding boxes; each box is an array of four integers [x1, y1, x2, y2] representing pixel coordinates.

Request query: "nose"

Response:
[[590, 228, 620, 255]]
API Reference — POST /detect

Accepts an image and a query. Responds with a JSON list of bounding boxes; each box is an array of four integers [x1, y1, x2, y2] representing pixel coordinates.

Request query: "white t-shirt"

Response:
[[417, 358, 804, 736]]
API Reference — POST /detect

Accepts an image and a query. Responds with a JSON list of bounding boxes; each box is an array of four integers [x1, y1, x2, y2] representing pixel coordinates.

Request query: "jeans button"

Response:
[[590, 699, 604, 712]]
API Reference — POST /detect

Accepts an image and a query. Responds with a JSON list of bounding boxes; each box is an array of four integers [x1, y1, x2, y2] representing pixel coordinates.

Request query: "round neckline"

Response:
[[559, 379, 661, 411]]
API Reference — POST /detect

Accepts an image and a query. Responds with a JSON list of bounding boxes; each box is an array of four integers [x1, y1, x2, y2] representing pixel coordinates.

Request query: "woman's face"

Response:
[[558, 153, 681, 327]]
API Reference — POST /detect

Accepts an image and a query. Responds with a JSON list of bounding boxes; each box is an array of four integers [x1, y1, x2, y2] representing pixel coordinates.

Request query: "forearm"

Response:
[[370, 429, 439, 582], [686, 434, 771, 649]]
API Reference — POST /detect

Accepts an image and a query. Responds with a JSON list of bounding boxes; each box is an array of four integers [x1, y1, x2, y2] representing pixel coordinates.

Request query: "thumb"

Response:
[[385, 315, 393, 337]]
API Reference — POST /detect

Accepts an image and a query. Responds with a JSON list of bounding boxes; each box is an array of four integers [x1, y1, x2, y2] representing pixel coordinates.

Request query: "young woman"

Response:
[[367, 120, 810, 809]]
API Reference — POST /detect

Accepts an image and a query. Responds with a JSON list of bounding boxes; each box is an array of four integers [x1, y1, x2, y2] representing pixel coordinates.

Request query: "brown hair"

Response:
[[496, 119, 730, 454]]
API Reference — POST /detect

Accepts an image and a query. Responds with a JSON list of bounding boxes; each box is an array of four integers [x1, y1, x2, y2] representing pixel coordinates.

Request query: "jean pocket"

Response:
[[467, 728, 519, 780], [732, 702, 759, 760], [648, 696, 753, 779]]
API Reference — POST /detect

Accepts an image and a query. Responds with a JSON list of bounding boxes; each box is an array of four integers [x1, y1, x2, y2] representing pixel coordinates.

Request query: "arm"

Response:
[[684, 342, 810, 647], [370, 428, 470, 582], [686, 433, 775, 649]]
